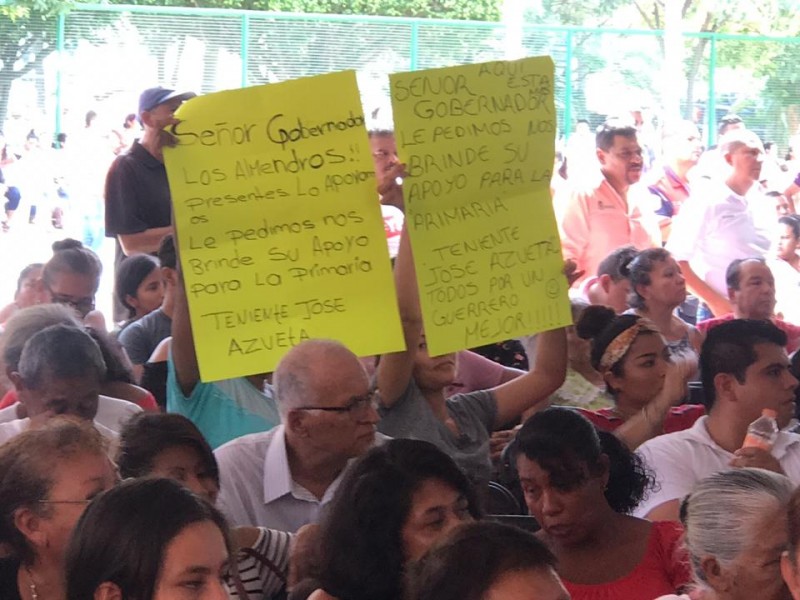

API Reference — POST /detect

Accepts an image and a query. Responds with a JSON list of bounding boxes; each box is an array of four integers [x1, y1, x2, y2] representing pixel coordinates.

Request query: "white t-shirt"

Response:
[[0, 395, 141, 431], [667, 180, 772, 296], [768, 258, 800, 324], [635, 416, 800, 517]]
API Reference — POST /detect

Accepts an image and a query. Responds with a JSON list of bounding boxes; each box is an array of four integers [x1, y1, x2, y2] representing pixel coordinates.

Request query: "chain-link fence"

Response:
[[4, 4, 800, 152]]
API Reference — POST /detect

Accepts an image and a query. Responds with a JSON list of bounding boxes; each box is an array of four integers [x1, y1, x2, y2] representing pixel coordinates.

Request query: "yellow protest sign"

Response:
[[164, 71, 404, 382], [390, 57, 571, 356]]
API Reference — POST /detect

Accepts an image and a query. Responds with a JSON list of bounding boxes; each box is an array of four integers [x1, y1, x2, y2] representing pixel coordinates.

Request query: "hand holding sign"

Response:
[[390, 56, 571, 357], [165, 71, 404, 381]]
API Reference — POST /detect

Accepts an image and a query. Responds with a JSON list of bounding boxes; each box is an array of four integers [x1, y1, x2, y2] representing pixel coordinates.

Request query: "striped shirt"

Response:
[[228, 527, 292, 599]]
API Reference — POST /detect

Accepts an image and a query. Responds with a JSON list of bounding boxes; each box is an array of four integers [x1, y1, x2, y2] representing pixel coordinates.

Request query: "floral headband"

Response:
[[598, 319, 661, 373]]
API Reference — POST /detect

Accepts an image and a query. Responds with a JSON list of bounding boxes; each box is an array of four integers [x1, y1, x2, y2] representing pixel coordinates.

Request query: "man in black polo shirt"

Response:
[[105, 86, 195, 256]]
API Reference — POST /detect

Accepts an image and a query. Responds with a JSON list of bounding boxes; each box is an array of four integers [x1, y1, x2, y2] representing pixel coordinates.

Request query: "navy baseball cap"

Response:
[[138, 87, 196, 121]]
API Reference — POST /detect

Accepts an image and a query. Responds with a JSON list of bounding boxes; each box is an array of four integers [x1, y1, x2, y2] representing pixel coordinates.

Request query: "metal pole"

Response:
[[55, 12, 66, 136], [563, 29, 573, 140], [707, 34, 717, 147], [241, 13, 250, 87], [410, 22, 419, 71]]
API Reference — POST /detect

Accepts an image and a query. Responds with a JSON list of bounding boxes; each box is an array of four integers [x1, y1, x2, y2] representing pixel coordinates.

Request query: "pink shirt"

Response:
[[559, 178, 658, 282]]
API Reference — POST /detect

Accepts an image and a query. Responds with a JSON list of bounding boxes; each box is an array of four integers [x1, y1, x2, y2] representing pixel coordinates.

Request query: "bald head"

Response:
[[273, 339, 367, 419]]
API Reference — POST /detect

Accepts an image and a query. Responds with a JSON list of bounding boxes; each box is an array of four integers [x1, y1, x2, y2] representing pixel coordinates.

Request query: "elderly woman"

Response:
[[0, 303, 156, 413], [664, 468, 793, 600], [783, 485, 800, 599], [0, 324, 113, 446], [0, 419, 117, 599]]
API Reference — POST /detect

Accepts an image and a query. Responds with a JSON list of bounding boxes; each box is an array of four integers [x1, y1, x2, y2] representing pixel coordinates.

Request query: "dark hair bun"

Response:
[[575, 304, 616, 340], [52, 238, 84, 253], [618, 252, 637, 278]]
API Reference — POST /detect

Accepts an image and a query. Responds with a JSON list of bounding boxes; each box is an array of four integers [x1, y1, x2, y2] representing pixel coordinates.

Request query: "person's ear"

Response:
[[124, 294, 140, 310], [635, 282, 650, 302], [603, 369, 622, 396], [9, 371, 25, 393], [701, 555, 732, 593], [286, 410, 311, 438], [94, 582, 124, 600], [727, 286, 737, 302], [781, 551, 800, 598], [714, 372, 737, 403], [140, 109, 155, 129], [13, 507, 47, 551], [724, 151, 735, 167], [596, 147, 608, 167], [599, 274, 613, 294]]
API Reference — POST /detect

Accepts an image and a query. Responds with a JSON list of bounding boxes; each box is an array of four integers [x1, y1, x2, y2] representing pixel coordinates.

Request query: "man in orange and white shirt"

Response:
[[558, 119, 659, 284]]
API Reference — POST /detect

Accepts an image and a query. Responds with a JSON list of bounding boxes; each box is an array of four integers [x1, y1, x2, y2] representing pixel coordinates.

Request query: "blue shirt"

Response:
[[167, 357, 280, 449]]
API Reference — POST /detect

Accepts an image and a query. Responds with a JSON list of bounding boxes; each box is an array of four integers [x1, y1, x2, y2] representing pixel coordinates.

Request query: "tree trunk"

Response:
[[0, 73, 12, 135], [684, 37, 709, 121]]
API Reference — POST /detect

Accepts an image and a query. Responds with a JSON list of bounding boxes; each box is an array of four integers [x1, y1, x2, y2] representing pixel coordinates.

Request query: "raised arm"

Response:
[[171, 266, 201, 397], [614, 359, 693, 450], [489, 262, 580, 428], [677, 260, 732, 317], [376, 226, 421, 408], [490, 326, 566, 429]]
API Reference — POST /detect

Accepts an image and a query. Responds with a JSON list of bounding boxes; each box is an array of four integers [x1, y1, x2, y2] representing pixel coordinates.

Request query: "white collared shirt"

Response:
[[215, 425, 350, 532], [667, 180, 772, 296], [635, 416, 800, 517]]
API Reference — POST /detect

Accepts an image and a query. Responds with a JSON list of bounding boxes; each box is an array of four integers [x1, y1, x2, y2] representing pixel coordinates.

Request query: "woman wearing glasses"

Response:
[[0, 418, 117, 600], [41, 238, 107, 332]]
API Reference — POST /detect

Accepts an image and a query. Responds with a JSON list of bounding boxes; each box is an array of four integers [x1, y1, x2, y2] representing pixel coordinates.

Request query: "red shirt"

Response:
[[563, 521, 692, 600], [576, 405, 705, 435], [697, 314, 800, 354]]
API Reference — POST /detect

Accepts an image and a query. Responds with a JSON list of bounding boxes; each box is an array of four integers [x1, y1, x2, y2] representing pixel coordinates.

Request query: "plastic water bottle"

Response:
[[742, 409, 780, 451]]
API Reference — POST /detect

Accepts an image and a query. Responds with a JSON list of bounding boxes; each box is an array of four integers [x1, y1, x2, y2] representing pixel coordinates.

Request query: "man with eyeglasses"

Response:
[[559, 118, 659, 285], [214, 339, 381, 532]]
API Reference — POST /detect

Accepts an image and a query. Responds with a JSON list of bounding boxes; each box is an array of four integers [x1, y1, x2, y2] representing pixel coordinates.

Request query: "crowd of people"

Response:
[[2, 83, 800, 600]]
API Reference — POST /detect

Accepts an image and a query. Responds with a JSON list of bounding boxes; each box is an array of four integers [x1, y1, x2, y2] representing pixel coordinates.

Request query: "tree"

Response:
[[0, 0, 66, 131], [0, 0, 502, 133], [629, 0, 796, 122]]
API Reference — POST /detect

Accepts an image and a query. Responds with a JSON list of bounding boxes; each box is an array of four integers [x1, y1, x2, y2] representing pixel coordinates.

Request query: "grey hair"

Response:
[[2, 304, 82, 371], [18, 324, 106, 388], [681, 468, 793, 588], [272, 339, 358, 420]]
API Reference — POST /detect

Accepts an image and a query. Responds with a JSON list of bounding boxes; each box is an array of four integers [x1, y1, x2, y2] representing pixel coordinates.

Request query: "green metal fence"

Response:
[[5, 4, 800, 152]]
